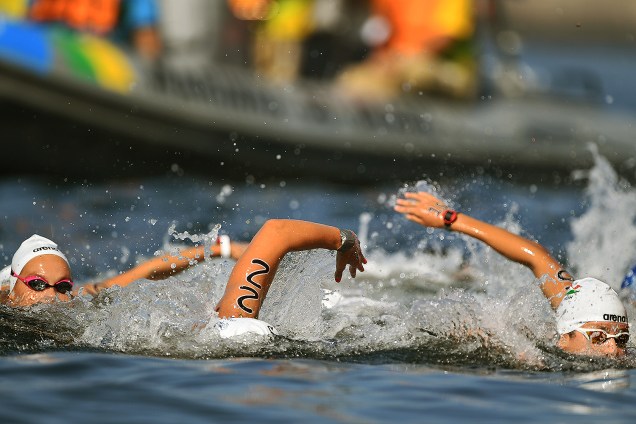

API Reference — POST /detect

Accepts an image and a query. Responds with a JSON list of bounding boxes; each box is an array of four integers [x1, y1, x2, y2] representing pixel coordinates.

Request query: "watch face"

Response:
[[443, 210, 457, 225]]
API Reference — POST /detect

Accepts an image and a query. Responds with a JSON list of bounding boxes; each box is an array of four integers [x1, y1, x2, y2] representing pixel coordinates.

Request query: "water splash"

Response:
[[567, 145, 636, 288], [2, 163, 636, 370]]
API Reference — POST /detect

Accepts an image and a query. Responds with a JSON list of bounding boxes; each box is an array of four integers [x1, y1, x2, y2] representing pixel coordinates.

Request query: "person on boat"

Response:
[[27, 0, 162, 60], [335, 0, 478, 102], [226, 0, 317, 83], [394, 191, 630, 357], [0, 220, 366, 336]]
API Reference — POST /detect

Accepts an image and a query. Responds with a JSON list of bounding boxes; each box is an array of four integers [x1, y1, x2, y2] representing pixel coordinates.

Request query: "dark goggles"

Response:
[[11, 270, 73, 294]]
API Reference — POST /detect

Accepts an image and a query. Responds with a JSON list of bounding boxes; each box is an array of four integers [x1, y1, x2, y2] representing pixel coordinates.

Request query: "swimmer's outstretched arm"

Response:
[[394, 192, 571, 308], [215, 219, 366, 319], [77, 241, 249, 296]]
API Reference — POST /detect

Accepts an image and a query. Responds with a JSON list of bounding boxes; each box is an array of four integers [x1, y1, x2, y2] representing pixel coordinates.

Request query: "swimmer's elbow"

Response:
[[255, 219, 293, 243], [528, 253, 562, 280], [259, 219, 289, 234]]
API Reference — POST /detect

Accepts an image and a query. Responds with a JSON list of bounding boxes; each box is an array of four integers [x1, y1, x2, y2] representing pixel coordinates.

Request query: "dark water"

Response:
[[1, 150, 636, 423], [1, 353, 635, 424]]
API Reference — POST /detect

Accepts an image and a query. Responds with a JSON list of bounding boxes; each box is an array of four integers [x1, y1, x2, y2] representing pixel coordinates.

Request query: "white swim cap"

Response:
[[8, 235, 69, 292], [215, 317, 278, 339], [556, 277, 628, 334]]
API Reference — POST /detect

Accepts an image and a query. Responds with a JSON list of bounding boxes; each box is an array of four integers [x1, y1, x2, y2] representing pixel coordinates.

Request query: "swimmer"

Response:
[[0, 234, 247, 306], [394, 191, 630, 357], [0, 220, 365, 336]]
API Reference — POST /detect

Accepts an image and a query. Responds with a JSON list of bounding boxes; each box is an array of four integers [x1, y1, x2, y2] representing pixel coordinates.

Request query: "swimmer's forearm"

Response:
[[216, 220, 344, 319], [87, 245, 233, 293], [451, 214, 559, 278], [450, 214, 569, 308], [117, 247, 207, 283], [82, 240, 251, 296], [395, 192, 567, 307], [253, 219, 342, 254]]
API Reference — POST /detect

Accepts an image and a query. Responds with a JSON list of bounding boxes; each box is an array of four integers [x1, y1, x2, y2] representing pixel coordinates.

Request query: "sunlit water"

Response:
[[1, 149, 636, 423]]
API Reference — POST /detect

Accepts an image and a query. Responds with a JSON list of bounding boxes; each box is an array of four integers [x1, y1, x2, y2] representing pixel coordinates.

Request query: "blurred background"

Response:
[[2, 6, 636, 423], [0, 0, 635, 184]]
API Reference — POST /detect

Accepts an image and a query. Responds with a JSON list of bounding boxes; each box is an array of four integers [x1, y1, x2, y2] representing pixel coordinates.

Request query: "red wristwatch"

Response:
[[443, 210, 458, 227]]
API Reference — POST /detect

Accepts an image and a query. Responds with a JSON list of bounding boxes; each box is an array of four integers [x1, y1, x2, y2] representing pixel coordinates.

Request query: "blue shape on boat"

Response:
[[0, 19, 52, 73]]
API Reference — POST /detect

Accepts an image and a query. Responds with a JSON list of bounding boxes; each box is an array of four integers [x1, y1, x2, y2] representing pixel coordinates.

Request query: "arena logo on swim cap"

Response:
[[603, 314, 627, 323], [33, 246, 61, 253]]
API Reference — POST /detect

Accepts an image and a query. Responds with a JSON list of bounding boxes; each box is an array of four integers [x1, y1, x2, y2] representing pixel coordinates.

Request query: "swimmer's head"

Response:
[[8, 234, 69, 293], [556, 278, 629, 356], [556, 278, 627, 333]]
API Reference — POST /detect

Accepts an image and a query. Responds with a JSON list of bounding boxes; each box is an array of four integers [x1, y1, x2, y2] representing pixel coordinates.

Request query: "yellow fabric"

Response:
[[261, 0, 314, 40], [433, 0, 473, 40], [372, 0, 473, 55], [79, 34, 135, 92], [0, 0, 28, 18]]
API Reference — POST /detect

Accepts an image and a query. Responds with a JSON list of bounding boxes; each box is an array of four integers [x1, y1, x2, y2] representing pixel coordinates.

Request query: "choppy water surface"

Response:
[[1, 151, 636, 423]]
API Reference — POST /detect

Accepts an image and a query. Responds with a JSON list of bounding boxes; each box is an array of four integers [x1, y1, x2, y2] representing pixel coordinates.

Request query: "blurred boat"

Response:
[[0, 18, 634, 184]]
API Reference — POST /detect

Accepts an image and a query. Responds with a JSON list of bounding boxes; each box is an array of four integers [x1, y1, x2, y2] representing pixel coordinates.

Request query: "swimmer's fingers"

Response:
[[354, 239, 367, 272], [350, 237, 366, 273], [346, 257, 360, 279], [393, 193, 448, 228], [335, 253, 346, 282], [397, 193, 447, 210], [408, 191, 447, 203], [335, 252, 356, 282], [357, 248, 367, 272], [393, 201, 414, 214], [335, 244, 366, 282], [403, 191, 445, 204]]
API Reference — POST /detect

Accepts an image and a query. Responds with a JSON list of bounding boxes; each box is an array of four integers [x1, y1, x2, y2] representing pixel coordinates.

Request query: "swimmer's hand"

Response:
[[394, 192, 448, 228], [335, 231, 366, 282]]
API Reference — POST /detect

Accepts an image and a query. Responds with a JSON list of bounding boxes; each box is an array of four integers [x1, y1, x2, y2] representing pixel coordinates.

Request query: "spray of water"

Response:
[[3, 152, 636, 370], [567, 145, 636, 288]]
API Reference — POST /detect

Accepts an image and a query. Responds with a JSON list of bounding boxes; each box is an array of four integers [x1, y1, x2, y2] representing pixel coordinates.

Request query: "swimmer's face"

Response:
[[9, 255, 73, 307], [557, 321, 629, 357]]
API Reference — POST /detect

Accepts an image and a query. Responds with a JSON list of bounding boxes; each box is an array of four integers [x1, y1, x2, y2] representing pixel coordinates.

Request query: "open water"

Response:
[[1, 149, 635, 423]]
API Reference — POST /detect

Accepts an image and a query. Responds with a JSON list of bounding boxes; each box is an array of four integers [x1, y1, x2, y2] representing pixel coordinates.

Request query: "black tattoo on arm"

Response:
[[557, 270, 574, 281], [428, 207, 442, 216], [236, 258, 271, 314]]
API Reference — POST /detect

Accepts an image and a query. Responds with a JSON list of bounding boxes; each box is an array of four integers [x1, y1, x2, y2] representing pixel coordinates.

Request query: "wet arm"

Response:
[[79, 242, 248, 296], [451, 214, 570, 307], [215, 219, 366, 319], [395, 192, 571, 308]]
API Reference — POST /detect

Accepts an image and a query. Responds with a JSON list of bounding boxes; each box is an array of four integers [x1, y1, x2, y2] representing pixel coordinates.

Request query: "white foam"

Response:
[[567, 146, 636, 289]]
